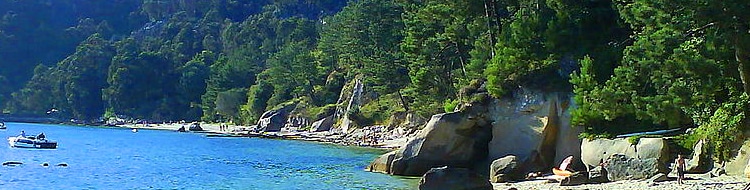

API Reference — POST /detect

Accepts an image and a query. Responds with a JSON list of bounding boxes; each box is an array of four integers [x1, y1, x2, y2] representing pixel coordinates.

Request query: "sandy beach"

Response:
[[492, 174, 749, 190]]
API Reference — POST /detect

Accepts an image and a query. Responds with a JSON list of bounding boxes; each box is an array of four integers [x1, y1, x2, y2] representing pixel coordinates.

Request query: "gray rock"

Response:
[[686, 140, 712, 173], [188, 122, 203, 131], [309, 115, 334, 132], [560, 172, 588, 186], [604, 154, 666, 181], [367, 151, 396, 174], [588, 165, 609, 183], [489, 155, 520, 182], [487, 93, 581, 172], [648, 173, 668, 182], [418, 166, 492, 190], [581, 137, 670, 172], [257, 104, 296, 132], [388, 110, 492, 176]]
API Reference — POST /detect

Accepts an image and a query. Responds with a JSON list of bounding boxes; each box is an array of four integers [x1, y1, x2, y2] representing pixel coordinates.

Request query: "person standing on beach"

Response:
[[676, 154, 686, 184]]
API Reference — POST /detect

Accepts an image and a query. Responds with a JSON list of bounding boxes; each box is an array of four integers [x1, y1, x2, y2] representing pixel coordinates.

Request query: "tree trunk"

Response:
[[484, 0, 497, 58], [454, 41, 468, 78], [397, 90, 409, 111], [736, 33, 750, 95]]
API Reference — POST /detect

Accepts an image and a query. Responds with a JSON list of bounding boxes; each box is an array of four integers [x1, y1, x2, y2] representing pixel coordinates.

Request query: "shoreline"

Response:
[[116, 122, 410, 150]]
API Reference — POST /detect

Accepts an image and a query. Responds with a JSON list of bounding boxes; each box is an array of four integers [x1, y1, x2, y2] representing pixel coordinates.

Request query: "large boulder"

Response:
[[581, 137, 669, 171], [486, 91, 581, 172], [686, 139, 712, 173], [604, 154, 666, 181], [257, 104, 296, 132], [309, 115, 335, 132], [588, 165, 609, 183], [188, 122, 203, 131], [367, 151, 396, 174], [489, 155, 521, 182], [387, 110, 492, 176], [418, 166, 492, 190], [726, 138, 750, 178]]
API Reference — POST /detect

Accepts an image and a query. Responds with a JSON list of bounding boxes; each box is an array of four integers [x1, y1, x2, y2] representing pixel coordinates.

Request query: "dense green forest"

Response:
[[1, 0, 748, 160]]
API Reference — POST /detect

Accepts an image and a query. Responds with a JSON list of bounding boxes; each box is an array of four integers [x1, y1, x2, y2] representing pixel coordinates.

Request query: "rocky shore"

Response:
[[117, 122, 417, 150]]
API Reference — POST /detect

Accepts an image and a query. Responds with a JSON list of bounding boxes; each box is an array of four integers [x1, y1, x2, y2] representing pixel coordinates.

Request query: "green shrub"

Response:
[[443, 99, 458, 113], [693, 99, 747, 161]]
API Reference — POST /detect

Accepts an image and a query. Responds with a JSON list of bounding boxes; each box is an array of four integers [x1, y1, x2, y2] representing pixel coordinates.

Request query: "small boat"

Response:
[[132, 128, 138, 133], [8, 136, 57, 149], [0, 121, 6, 129]]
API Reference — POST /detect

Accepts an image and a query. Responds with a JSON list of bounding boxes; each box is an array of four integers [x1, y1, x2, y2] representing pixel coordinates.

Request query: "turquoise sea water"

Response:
[[0, 123, 417, 189]]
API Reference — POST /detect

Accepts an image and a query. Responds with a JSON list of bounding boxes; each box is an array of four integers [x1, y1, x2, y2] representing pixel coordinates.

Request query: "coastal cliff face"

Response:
[[368, 88, 582, 176]]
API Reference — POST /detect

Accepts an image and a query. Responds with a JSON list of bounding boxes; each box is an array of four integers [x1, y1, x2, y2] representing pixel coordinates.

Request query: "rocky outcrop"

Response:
[[418, 166, 493, 190], [332, 78, 365, 134], [604, 154, 666, 181], [284, 116, 309, 130], [486, 91, 581, 172], [489, 155, 521, 182], [726, 138, 750, 178], [686, 139, 712, 173], [188, 122, 203, 131], [367, 151, 396, 174], [368, 88, 581, 178], [581, 138, 669, 172], [388, 109, 492, 176], [389, 112, 427, 130], [588, 165, 609, 183], [309, 115, 335, 132], [257, 103, 296, 132]]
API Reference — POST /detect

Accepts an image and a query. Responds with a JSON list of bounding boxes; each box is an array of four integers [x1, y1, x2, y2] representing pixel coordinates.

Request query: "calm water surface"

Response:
[[0, 123, 417, 189]]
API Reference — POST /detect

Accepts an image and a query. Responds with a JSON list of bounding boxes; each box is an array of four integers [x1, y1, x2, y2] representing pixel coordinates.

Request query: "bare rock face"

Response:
[[686, 139, 712, 173], [367, 151, 396, 174], [604, 154, 666, 181], [388, 109, 492, 176], [489, 155, 521, 183], [725, 139, 750, 178], [257, 103, 296, 132], [581, 138, 670, 172], [486, 90, 581, 172], [418, 166, 492, 190], [309, 115, 335, 132]]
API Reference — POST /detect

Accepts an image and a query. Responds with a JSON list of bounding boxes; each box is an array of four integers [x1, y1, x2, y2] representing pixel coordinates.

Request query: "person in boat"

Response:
[[19, 130, 26, 138], [37, 132, 46, 140]]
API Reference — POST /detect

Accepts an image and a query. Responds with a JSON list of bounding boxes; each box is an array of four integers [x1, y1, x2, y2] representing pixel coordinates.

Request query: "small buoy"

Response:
[[56, 163, 68, 167], [41, 162, 49, 167], [3, 161, 23, 166], [132, 128, 138, 133]]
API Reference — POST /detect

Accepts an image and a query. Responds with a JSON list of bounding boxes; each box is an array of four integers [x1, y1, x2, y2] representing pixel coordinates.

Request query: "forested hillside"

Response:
[[1, 0, 748, 159]]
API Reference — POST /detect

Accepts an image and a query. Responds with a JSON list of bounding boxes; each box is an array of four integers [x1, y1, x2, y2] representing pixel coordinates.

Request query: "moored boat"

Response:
[[0, 121, 5, 129], [8, 136, 57, 149]]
